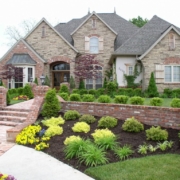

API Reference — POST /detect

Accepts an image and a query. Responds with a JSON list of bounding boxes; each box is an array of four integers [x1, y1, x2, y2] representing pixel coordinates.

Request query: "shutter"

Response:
[[85, 36, 90, 53], [155, 64, 164, 83], [99, 37, 103, 52]]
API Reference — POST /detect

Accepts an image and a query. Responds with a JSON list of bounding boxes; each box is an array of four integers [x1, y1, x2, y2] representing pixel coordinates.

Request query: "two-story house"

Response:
[[1, 11, 180, 92]]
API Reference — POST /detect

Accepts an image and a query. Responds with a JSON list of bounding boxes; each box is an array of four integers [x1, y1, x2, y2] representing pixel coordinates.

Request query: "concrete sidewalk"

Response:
[[0, 145, 94, 180]]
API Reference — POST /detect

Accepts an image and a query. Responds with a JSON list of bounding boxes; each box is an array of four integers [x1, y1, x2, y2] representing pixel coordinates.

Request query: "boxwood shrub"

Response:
[[64, 110, 81, 120], [59, 92, 69, 101], [114, 95, 129, 104], [98, 116, 118, 128], [72, 89, 80, 94], [150, 97, 163, 106], [170, 98, 180, 108], [69, 93, 81, 102], [98, 95, 111, 103], [79, 114, 96, 124], [129, 96, 144, 105], [82, 94, 95, 102]]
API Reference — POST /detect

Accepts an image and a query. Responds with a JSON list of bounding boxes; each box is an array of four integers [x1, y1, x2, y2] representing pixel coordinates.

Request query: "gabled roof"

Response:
[[55, 12, 139, 50], [113, 15, 180, 56], [70, 11, 118, 36], [24, 18, 78, 53], [0, 39, 45, 63], [6, 54, 37, 65]]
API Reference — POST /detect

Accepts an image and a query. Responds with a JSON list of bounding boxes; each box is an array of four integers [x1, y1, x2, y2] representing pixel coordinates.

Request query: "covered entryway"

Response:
[[51, 62, 70, 90]]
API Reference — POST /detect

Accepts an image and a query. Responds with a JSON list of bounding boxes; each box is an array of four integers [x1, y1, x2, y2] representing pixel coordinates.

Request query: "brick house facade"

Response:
[[0, 12, 180, 92]]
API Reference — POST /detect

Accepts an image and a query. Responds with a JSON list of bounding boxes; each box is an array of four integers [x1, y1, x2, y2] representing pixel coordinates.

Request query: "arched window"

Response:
[[53, 63, 70, 70], [90, 37, 99, 53]]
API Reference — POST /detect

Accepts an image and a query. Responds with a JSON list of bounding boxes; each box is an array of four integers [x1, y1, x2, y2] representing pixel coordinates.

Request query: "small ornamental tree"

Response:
[[70, 76, 75, 89], [147, 72, 159, 97], [41, 88, 60, 118], [44, 75, 50, 86], [73, 54, 101, 87], [34, 77, 38, 85], [6, 91, 11, 105], [103, 77, 107, 88], [23, 83, 34, 99]]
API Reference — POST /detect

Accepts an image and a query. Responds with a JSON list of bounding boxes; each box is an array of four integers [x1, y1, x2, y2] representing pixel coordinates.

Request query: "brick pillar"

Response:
[[29, 83, 50, 97], [0, 87, 7, 109]]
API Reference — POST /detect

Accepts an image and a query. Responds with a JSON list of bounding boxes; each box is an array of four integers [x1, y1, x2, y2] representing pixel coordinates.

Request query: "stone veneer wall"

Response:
[[141, 30, 180, 92], [60, 101, 180, 130], [72, 14, 116, 75], [0, 87, 7, 109]]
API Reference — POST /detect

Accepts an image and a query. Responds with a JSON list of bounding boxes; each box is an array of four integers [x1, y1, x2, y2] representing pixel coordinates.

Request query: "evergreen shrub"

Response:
[[69, 93, 81, 101], [79, 79, 85, 89], [98, 116, 118, 128], [170, 98, 180, 108], [79, 114, 96, 124], [59, 84, 69, 94], [34, 77, 38, 85], [130, 96, 144, 105], [59, 92, 69, 101], [64, 110, 81, 120], [98, 95, 111, 103], [150, 97, 163, 106], [82, 94, 94, 102], [72, 89, 80, 94], [70, 76, 75, 89], [114, 95, 129, 104], [23, 84, 34, 99]]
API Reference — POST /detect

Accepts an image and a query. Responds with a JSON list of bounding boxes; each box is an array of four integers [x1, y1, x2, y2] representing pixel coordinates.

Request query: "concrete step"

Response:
[[3, 107, 31, 112], [0, 116, 26, 123], [0, 121, 20, 127], [0, 111, 29, 117]]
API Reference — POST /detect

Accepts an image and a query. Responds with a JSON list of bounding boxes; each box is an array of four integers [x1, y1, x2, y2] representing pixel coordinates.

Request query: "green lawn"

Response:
[[9, 93, 26, 105], [85, 154, 180, 180]]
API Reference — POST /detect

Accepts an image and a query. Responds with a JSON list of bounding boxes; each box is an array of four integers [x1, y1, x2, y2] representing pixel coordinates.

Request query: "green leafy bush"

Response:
[[44, 126, 63, 137], [59, 84, 69, 94], [69, 93, 81, 101], [42, 117, 65, 127], [44, 75, 50, 86], [122, 117, 144, 132], [147, 72, 159, 97], [98, 116, 118, 128], [106, 81, 118, 92], [79, 79, 85, 89], [59, 92, 69, 101], [146, 126, 168, 141], [114, 95, 129, 104], [96, 88, 105, 97], [64, 110, 81, 120], [129, 96, 144, 105], [170, 98, 180, 108], [88, 89, 97, 96], [98, 95, 111, 103], [17, 87, 24, 95], [150, 97, 163, 106], [41, 89, 61, 118], [34, 77, 38, 85], [6, 91, 11, 105], [82, 94, 95, 102], [23, 84, 34, 99], [117, 88, 126, 95], [138, 144, 148, 155], [124, 88, 134, 97], [114, 145, 134, 160], [79, 89, 88, 95], [72, 122, 90, 133], [103, 77, 107, 88], [72, 89, 80, 94], [70, 76, 75, 89], [133, 88, 142, 96], [79, 114, 96, 124], [163, 88, 172, 98], [172, 89, 180, 98]]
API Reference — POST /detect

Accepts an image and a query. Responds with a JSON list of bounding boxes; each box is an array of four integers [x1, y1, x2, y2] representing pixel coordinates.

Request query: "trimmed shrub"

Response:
[[44, 75, 50, 86], [106, 81, 118, 92], [79, 79, 85, 89], [133, 88, 142, 96], [96, 88, 105, 97], [98, 95, 111, 103], [59, 84, 69, 94], [114, 95, 129, 104], [172, 89, 180, 98], [170, 98, 180, 108], [72, 89, 80, 94], [130, 96, 144, 105], [34, 77, 38, 85], [41, 88, 61, 118], [88, 89, 97, 96], [146, 126, 168, 141], [117, 88, 126, 95], [64, 135, 82, 145], [147, 72, 159, 97], [124, 88, 134, 97], [23, 84, 34, 99], [79, 89, 88, 95], [79, 114, 96, 124], [103, 77, 107, 88], [122, 117, 144, 132], [44, 126, 63, 137], [70, 76, 75, 89], [6, 91, 11, 105], [98, 116, 118, 128], [64, 110, 81, 120], [42, 117, 65, 127], [82, 94, 94, 102], [59, 92, 69, 101], [163, 88, 172, 98], [72, 122, 90, 133], [69, 93, 81, 101], [150, 97, 163, 106], [17, 87, 24, 95]]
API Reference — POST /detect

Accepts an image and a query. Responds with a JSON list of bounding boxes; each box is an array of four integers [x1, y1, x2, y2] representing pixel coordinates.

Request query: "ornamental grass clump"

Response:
[[122, 117, 144, 132], [64, 135, 82, 145], [16, 125, 41, 145], [98, 116, 118, 128], [64, 110, 81, 120], [42, 116, 65, 127], [146, 126, 168, 141], [79, 114, 96, 124], [44, 126, 63, 137], [72, 122, 90, 133]]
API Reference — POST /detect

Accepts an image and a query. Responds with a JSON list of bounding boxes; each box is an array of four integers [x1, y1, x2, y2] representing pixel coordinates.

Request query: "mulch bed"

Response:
[[31, 112, 180, 173]]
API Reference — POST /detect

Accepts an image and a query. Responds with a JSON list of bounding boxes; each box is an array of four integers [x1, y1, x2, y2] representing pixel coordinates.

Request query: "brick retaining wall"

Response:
[[60, 101, 180, 130]]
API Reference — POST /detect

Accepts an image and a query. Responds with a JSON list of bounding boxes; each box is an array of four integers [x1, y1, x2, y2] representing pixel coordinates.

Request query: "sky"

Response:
[[0, 0, 180, 58]]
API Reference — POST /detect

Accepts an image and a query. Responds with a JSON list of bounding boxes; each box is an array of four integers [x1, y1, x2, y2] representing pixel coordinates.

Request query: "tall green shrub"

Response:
[[59, 84, 69, 94], [41, 89, 61, 118], [79, 79, 85, 89], [70, 76, 75, 89], [34, 77, 38, 85], [23, 84, 34, 99], [103, 77, 107, 88], [147, 72, 159, 97], [44, 75, 50, 86], [6, 91, 11, 105]]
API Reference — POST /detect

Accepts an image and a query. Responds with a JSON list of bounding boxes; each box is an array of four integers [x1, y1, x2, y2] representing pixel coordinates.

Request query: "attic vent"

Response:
[[92, 19, 96, 29], [169, 34, 175, 50], [42, 26, 45, 38]]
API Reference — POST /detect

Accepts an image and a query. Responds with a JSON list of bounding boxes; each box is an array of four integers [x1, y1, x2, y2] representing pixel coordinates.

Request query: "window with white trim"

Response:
[[169, 34, 175, 50], [128, 66, 133, 75], [165, 65, 180, 82], [90, 37, 99, 53]]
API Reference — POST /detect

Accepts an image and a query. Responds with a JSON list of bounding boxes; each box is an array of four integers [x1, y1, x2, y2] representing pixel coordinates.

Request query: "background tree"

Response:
[[129, 16, 148, 27], [5, 19, 36, 46]]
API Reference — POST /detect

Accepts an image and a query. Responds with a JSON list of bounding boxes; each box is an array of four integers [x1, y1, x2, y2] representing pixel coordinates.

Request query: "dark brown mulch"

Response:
[[32, 112, 180, 173]]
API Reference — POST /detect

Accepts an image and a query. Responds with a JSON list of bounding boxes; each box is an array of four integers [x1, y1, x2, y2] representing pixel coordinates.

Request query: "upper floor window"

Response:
[[42, 26, 45, 37], [169, 34, 175, 50], [53, 62, 70, 70], [92, 19, 96, 28], [90, 37, 99, 53]]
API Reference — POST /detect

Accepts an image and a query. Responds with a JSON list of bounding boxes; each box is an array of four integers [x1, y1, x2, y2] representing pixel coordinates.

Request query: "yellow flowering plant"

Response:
[[44, 126, 63, 137], [35, 142, 49, 151], [72, 122, 90, 133], [64, 135, 82, 145], [42, 116, 65, 127]]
